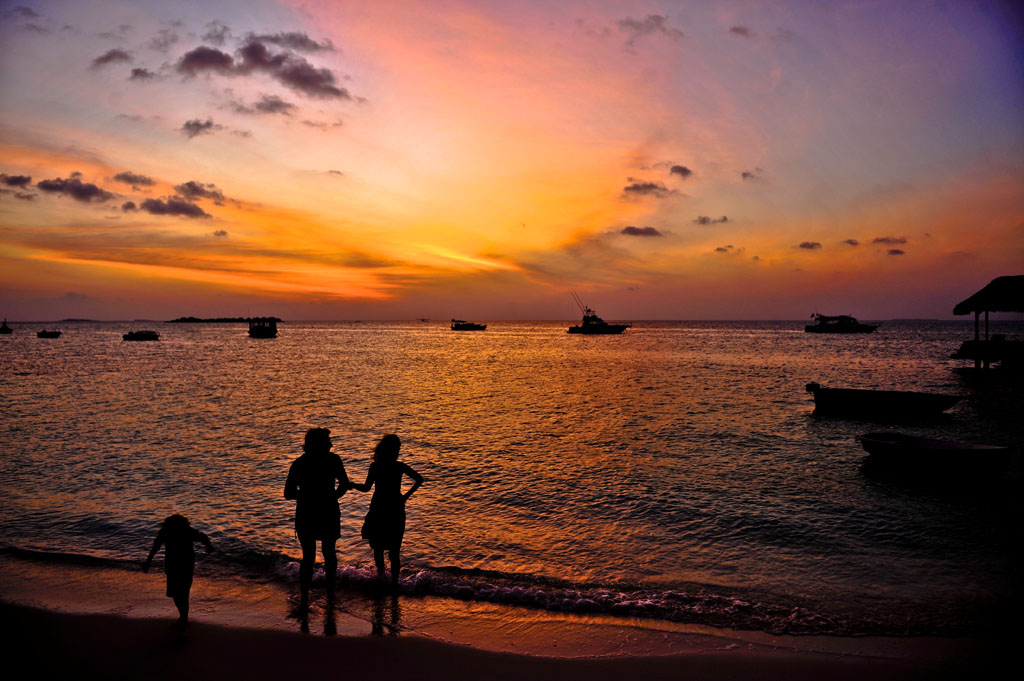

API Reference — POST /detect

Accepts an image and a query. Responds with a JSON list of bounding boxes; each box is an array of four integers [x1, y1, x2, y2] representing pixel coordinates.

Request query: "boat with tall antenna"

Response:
[[0, 318, 11, 334], [567, 291, 630, 335]]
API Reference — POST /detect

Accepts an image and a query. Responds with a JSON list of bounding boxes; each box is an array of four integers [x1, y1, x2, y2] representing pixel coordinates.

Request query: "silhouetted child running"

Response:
[[143, 514, 213, 633]]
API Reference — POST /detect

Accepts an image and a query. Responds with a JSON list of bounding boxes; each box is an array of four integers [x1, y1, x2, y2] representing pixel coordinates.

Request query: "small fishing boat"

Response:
[[123, 330, 160, 341], [0, 318, 11, 334], [248, 317, 278, 338], [858, 431, 1011, 476], [805, 314, 878, 334], [451, 319, 486, 331], [567, 291, 630, 335], [37, 329, 61, 338], [805, 382, 961, 419]]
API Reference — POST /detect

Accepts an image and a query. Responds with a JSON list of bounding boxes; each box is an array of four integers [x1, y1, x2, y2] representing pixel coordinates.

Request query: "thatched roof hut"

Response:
[[953, 275, 1024, 315], [951, 276, 1024, 368]]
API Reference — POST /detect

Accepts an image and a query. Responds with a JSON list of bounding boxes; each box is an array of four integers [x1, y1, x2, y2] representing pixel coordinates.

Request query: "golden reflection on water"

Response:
[[1, 320, 1020, 634]]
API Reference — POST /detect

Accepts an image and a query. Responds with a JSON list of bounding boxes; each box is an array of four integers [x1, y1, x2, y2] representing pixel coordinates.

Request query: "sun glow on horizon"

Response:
[[1, 0, 1022, 320]]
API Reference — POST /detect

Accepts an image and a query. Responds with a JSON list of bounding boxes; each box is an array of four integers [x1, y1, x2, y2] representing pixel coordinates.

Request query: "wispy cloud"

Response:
[[621, 226, 663, 237], [617, 15, 683, 47], [621, 179, 677, 199], [90, 48, 131, 68], [181, 118, 223, 139]]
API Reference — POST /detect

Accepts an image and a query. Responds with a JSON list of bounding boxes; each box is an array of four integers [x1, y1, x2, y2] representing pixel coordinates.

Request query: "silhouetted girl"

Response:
[[143, 513, 213, 632], [352, 434, 423, 588], [284, 427, 349, 607]]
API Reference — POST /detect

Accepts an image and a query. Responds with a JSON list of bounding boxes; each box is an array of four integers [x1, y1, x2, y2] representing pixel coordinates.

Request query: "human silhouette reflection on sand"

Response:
[[371, 592, 402, 636], [284, 427, 350, 609], [351, 434, 423, 589]]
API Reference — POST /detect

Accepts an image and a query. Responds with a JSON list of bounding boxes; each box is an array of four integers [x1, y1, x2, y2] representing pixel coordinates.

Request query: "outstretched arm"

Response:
[[143, 531, 164, 572], [335, 460, 350, 499], [401, 464, 423, 502], [350, 465, 375, 493], [195, 529, 214, 554]]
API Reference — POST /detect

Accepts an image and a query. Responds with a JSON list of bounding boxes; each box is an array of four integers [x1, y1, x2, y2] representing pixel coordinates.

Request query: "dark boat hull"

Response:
[[123, 331, 159, 341], [806, 383, 960, 419], [859, 431, 1011, 476], [568, 324, 628, 334], [451, 321, 486, 330], [37, 331, 61, 338], [804, 325, 878, 333]]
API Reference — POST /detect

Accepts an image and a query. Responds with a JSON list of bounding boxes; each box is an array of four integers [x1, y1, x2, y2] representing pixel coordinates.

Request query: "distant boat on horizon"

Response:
[[37, 329, 61, 338], [805, 313, 878, 334], [451, 319, 486, 331], [0, 318, 11, 334], [567, 291, 630, 335], [123, 330, 160, 341], [248, 317, 277, 338]]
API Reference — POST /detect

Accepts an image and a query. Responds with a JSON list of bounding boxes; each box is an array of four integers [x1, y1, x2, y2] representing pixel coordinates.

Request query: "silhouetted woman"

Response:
[[284, 427, 349, 608], [352, 434, 423, 588], [143, 513, 213, 633]]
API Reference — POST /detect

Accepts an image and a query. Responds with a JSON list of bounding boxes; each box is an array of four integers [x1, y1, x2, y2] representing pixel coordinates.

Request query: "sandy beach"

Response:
[[7, 600, 987, 681], [1, 551, 999, 681]]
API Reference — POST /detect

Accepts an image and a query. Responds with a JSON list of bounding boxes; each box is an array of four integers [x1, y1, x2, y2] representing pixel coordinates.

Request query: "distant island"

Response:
[[166, 316, 283, 323]]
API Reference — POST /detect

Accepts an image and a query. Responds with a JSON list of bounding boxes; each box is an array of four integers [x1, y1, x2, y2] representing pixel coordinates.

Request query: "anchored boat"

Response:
[[805, 314, 878, 334], [248, 317, 278, 338], [567, 291, 630, 335], [123, 330, 160, 341], [805, 382, 961, 419], [451, 319, 486, 331], [858, 431, 1011, 477]]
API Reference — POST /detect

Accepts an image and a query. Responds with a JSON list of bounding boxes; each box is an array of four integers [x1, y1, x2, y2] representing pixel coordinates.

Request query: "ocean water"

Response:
[[1, 320, 1021, 637]]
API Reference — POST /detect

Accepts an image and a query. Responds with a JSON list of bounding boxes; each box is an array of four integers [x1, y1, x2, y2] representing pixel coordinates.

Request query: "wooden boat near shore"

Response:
[[805, 382, 961, 419], [858, 431, 1011, 476]]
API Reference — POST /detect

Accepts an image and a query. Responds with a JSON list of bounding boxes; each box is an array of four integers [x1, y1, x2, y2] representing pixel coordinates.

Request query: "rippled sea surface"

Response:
[[1, 320, 1021, 635]]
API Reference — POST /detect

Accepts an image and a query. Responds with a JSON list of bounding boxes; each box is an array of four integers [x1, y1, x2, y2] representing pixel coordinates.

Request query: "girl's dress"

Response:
[[361, 460, 413, 549]]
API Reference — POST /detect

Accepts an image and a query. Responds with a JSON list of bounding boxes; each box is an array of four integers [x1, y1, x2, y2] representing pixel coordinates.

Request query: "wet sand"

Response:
[[5, 601, 977, 681], [0, 553, 995, 681]]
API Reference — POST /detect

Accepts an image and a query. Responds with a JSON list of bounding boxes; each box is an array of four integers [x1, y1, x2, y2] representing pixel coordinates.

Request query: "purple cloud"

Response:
[[36, 176, 114, 202]]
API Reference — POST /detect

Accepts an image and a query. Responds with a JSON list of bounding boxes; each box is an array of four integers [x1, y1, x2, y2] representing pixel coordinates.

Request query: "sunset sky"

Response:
[[1, 0, 1022, 320]]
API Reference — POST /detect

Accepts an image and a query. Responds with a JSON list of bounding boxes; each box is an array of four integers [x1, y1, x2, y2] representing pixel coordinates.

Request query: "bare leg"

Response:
[[389, 545, 401, 589], [322, 538, 337, 599], [373, 548, 386, 580], [172, 593, 189, 629], [299, 534, 316, 608]]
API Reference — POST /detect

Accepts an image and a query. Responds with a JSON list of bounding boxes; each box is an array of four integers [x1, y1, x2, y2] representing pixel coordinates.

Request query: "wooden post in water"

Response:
[[974, 311, 980, 369], [984, 310, 990, 369]]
